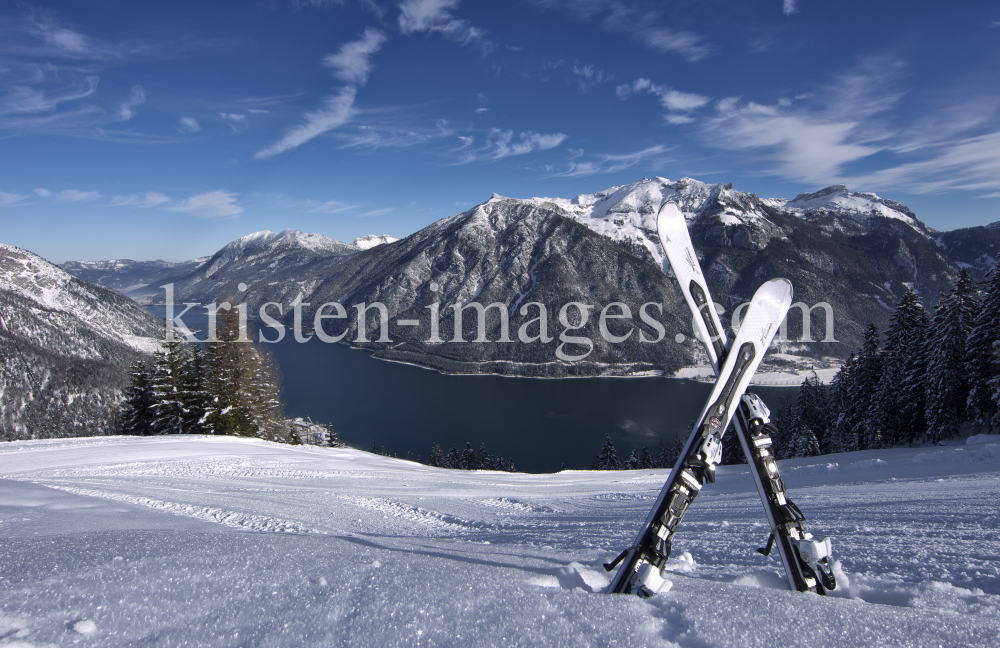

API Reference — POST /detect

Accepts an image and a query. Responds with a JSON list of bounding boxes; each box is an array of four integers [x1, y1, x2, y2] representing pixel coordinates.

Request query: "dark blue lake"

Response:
[[148, 307, 798, 472]]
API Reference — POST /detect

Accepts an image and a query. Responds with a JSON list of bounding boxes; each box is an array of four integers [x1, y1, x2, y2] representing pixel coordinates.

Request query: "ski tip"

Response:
[[655, 201, 684, 236], [762, 277, 794, 302]]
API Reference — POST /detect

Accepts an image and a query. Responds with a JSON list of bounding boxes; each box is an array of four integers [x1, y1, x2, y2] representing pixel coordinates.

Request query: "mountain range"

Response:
[[58, 177, 1000, 377]]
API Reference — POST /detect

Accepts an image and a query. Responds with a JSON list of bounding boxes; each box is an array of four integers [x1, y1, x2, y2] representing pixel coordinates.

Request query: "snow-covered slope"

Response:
[[1, 434, 998, 646], [0, 243, 163, 440], [353, 233, 398, 250]]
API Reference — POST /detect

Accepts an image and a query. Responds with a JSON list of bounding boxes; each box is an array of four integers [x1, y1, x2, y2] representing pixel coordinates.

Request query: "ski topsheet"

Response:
[[605, 277, 793, 596], [648, 201, 836, 594]]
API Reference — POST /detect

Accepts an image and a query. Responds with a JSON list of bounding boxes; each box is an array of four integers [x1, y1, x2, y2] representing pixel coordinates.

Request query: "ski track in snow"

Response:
[[1, 434, 1000, 647]]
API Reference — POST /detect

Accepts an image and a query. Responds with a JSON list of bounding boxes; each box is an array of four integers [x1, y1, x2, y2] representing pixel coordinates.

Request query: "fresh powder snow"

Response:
[[1, 434, 999, 646]]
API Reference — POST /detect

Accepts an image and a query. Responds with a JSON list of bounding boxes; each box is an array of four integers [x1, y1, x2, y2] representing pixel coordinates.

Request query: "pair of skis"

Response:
[[604, 202, 837, 597]]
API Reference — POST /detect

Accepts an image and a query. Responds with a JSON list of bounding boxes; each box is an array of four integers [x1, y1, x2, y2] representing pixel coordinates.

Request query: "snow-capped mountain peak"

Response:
[[352, 234, 398, 250], [784, 185, 925, 232]]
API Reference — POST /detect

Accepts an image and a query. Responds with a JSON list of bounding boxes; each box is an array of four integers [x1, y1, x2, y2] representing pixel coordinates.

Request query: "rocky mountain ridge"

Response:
[[58, 178, 1000, 377], [1, 243, 164, 440]]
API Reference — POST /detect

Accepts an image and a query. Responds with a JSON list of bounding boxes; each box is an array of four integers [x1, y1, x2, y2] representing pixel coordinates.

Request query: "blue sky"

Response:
[[1, 0, 998, 262]]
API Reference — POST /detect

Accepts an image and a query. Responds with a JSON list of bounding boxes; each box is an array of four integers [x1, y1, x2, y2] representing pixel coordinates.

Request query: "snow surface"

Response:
[[2, 435, 999, 646]]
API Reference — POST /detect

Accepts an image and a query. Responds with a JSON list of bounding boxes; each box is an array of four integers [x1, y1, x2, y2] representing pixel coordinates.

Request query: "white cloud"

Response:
[[703, 99, 878, 184], [638, 28, 709, 62], [617, 78, 709, 121], [118, 85, 145, 121], [544, 145, 670, 178], [308, 200, 358, 213], [34, 188, 51, 197], [221, 113, 248, 133], [32, 18, 92, 55], [323, 28, 387, 85], [398, 0, 493, 52], [0, 191, 29, 206], [55, 189, 101, 202], [398, 0, 460, 33], [845, 131, 1000, 195], [177, 117, 201, 133], [461, 129, 567, 163], [110, 192, 170, 208], [572, 63, 612, 91], [254, 86, 357, 159], [359, 207, 394, 217], [783, 0, 799, 16], [167, 190, 243, 218], [1, 74, 99, 115]]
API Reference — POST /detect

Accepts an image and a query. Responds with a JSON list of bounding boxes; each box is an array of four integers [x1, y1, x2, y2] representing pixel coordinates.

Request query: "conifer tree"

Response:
[[638, 446, 654, 470], [626, 449, 640, 470], [967, 261, 1000, 432], [428, 442, 444, 467], [925, 291, 971, 442], [869, 292, 928, 446], [796, 377, 831, 452], [445, 444, 461, 469], [837, 324, 883, 449], [203, 298, 291, 443], [461, 442, 477, 470], [477, 443, 491, 470], [593, 433, 622, 470], [121, 360, 155, 436], [149, 339, 192, 435]]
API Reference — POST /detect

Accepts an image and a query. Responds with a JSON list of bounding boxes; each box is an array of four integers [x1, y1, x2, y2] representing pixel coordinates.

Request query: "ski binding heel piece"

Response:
[[633, 562, 672, 598], [790, 534, 837, 591]]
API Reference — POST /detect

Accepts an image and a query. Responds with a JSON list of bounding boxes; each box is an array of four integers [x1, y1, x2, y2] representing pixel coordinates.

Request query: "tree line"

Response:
[[589, 260, 1000, 469], [119, 299, 322, 445]]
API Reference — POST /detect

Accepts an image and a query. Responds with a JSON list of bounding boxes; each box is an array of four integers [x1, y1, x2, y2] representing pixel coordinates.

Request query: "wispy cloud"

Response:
[[177, 117, 201, 133], [254, 86, 357, 159], [572, 63, 612, 92], [398, 0, 494, 53], [458, 129, 567, 163], [167, 190, 243, 218], [110, 192, 170, 208], [617, 78, 709, 122], [782, 0, 799, 16], [117, 85, 145, 121], [55, 189, 101, 202], [635, 27, 709, 62], [543, 145, 670, 178], [359, 207, 394, 217], [844, 131, 1000, 195], [0, 191, 29, 206], [0, 72, 99, 115], [221, 112, 248, 132], [323, 28, 386, 85], [531, 1, 709, 62], [34, 188, 51, 197], [307, 199, 361, 213]]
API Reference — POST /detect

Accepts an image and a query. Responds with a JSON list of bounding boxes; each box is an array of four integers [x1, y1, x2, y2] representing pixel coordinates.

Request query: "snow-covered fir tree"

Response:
[[626, 449, 640, 470], [794, 377, 830, 455], [477, 443, 491, 470], [461, 442, 477, 470], [120, 359, 155, 436], [967, 260, 1000, 432], [925, 290, 972, 442], [428, 442, 444, 467], [149, 339, 193, 435], [445, 444, 461, 469], [592, 434, 622, 470], [638, 446, 654, 470], [834, 324, 884, 450]]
